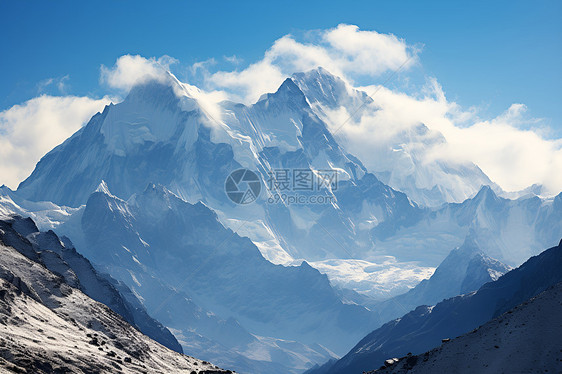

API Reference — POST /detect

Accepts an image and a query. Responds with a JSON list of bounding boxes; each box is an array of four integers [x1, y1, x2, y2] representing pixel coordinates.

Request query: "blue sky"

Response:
[[1, 0, 561, 130]]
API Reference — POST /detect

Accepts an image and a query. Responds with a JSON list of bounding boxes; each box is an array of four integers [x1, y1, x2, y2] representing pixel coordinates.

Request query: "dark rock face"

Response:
[[369, 282, 562, 374]]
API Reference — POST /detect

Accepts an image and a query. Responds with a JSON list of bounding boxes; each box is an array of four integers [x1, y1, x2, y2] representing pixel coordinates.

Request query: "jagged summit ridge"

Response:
[[292, 67, 372, 111]]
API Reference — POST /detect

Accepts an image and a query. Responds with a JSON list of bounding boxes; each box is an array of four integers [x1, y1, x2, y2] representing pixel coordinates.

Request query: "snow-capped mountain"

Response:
[[15, 73, 421, 264], [0, 216, 228, 374], [13, 70, 435, 299], [14, 68, 559, 271], [3, 66, 562, 373], [62, 183, 378, 353], [292, 67, 373, 115], [374, 236, 511, 322], [372, 185, 562, 267], [371, 282, 562, 374], [307, 239, 562, 374], [16, 78, 235, 207], [291, 67, 500, 207]]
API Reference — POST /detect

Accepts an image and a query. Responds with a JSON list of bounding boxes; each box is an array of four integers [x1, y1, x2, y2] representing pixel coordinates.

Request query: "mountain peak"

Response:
[[125, 76, 182, 108], [95, 180, 112, 196], [0, 184, 13, 197], [293, 66, 340, 82], [142, 182, 174, 198], [279, 77, 302, 92], [253, 77, 309, 120], [292, 67, 371, 111], [273, 78, 308, 103], [472, 185, 500, 204]]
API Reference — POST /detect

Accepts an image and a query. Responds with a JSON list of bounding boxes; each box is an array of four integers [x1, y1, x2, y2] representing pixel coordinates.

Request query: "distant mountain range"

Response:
[[1, 67, 561, 373], [9, 67, 561, 277], [306, 239, 562, 374]]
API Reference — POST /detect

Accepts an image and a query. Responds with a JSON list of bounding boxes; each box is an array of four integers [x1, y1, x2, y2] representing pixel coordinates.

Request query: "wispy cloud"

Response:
[[37, 75, 70, 94], [197, 24, 419, 103], [224, 55, 243, 65], [100, 55, 178, 92], [0, 95, 111, 189], [341, 79, 562, 194]]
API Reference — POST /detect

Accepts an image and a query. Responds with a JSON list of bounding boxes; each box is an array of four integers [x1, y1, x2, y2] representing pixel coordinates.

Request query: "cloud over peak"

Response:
[[1, 24, 560, 197], [100, 55, 178, 92], [203, 24, 418, 103]]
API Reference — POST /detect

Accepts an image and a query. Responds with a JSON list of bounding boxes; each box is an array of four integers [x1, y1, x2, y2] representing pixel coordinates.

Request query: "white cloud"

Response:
[[322, 24, 417, 76], [100, 55, 230, 129], [100, 55, 177, 91], [431, 104, 562, 194], [0, 95, 111, 189], [337, 79, 562, 195], [201, 24, 418, 103], [224, 55, 243, 65], [37, 75, 70, 94], [209, 59, 286, 103]]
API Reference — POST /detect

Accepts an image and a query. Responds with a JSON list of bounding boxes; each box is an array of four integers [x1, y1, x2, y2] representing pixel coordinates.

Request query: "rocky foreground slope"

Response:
[[0, 215, 230, 374], [370, 282, 562, 373]]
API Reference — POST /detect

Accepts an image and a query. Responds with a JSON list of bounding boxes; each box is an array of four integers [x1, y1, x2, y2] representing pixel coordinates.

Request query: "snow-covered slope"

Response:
[[0, 217, 229, 374], [15, 78, 236, 207], [0, 214, 182, 353], [292, 67, 372, 115], [374, 236, 510, 322], [308, 239, 562, 374], [370, 282, 562, 374], [0, 184, 80, 229], [308, 258, 434, 301], [63, 183, 378, 354]]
